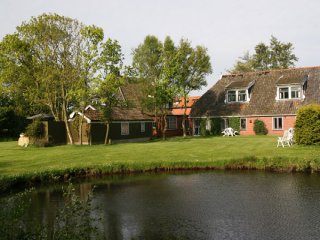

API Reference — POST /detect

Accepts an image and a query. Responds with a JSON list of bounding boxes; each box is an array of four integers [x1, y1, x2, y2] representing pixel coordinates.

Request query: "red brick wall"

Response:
[[240, 116, 296, 136]]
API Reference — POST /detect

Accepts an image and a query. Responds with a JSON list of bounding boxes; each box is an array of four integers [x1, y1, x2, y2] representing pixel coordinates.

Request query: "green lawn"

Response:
[[0, 136, 320, 191]]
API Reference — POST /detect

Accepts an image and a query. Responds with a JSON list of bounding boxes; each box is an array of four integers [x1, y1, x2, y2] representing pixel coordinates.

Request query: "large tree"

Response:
[[0, 13, 122, 144], [132, 36, 177, 139], [174, 39, 212, 137], [93, 39, 125, 144], [229, 36, 298, 74]]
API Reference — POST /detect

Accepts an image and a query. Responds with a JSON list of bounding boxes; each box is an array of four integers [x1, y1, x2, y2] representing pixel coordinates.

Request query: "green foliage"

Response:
[[0, 184, 102, 239], [295, 104, 320, 145], [25, 119, 45, 139], [253, 119, 268, 135], [132, 35, 179, 139], [200, 118, 208, 136], [0, 188, 45, 239], [228, 117, 240, 132], [53, 183, 102, 240], [210, 118, 222, 136], [0, 13, 125, 144], [229, 36, 298, 73]]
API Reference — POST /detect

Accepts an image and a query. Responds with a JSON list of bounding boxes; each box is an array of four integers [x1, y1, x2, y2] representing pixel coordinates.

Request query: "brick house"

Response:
[[164, 96, 200, 137], [190, 66, 320, 136]]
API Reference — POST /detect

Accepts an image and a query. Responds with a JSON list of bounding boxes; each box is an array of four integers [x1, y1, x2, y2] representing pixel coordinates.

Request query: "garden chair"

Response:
[[222, 127, 238, 136], [277, 129, 294, 147]]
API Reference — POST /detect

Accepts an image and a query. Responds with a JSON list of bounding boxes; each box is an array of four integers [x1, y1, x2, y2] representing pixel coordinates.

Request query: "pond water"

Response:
[[6, 171, 320, 239]]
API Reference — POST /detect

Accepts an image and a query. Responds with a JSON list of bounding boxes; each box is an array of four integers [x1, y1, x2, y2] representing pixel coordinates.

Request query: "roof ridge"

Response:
[[223, 65, 320, 77]]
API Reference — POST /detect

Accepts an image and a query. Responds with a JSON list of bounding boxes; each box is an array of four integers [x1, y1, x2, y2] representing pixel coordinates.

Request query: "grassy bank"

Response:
[[1, 136, 320, 192]]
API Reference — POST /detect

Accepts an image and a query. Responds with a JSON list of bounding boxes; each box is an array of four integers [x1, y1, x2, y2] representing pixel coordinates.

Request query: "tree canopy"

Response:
[[132, 35, 212, 138], [229, 36, 298, 74], [0, 13, 125, 143]]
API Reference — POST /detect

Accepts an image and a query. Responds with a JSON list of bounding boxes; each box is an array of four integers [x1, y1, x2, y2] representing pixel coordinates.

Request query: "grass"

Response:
[[0, 135, 320, 192]]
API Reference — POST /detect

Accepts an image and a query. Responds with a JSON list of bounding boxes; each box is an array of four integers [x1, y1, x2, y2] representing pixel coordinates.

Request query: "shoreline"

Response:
[[1, 158, 318, 194]]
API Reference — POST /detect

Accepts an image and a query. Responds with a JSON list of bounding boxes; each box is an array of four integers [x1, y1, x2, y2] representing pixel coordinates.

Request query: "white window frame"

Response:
[[141, 122, 145, 133], [238, 90, 247, 102], [240, 118, 247, 130], [272, 117, 283, 130], [221, 118, 229, 130], [227, 90, 236, 102], [167, 116, 177, 129], [121, 122, 129, 135], [227, 89, 249, 103], [276, 85, 302, 100]]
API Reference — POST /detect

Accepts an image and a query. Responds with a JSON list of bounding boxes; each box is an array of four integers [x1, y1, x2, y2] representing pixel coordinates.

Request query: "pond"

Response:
[[3, 171, 320, 239]]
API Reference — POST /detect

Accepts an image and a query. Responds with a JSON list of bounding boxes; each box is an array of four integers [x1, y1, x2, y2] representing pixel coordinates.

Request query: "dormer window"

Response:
[[291, 87, 301, 99], [279, 87, 289, 99], [225, 80, 255, 103], [238, 90, 247, 102], [276, 75, 306, 101], [227, 90, 236, 102]]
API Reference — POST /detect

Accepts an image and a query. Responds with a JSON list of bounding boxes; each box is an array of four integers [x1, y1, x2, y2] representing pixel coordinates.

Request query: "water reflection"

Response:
[[19, 172, 320, 239]]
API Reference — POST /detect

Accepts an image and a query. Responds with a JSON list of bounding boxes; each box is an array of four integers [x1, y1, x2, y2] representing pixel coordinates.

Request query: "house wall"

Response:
[[42, 121, 67, 145], [240, 116, 296, 136], [91, 121, 153, 144], [155, 116, 192, 137]]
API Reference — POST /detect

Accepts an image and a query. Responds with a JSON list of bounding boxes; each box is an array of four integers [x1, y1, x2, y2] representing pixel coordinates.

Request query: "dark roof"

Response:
[[76, 84, 153, 121], [226, 79, 255, 89], [112, 107, 152, 121], [191, 66, 320, 117], [276, 73, 307, 85]]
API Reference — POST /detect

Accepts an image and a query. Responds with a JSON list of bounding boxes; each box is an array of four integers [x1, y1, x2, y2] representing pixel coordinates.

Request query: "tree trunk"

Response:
[[63, 103, 73, 145], [182, 94, 188, 138], [104, 122, 110, 144], [79, 111, 85, 145], [61, 84, 73, 145], [162, 114, 167, 140]]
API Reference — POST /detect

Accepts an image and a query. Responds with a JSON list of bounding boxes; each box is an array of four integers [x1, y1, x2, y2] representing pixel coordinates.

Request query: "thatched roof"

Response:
[[70, 84, 153, 122], [191, 66, 320, 117]]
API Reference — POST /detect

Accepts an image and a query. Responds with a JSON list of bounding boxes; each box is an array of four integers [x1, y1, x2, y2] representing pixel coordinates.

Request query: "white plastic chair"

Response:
[[277, 128, 294, 147], [222, 127, 238, 137]]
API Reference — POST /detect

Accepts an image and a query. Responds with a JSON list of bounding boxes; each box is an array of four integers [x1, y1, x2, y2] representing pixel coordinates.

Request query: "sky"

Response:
[[1, 0, 320, 95]]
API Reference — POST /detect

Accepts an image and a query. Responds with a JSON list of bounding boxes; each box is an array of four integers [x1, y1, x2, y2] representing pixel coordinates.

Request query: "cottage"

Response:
[[190, 66, 320, 136], [69, 84, 154, 144]]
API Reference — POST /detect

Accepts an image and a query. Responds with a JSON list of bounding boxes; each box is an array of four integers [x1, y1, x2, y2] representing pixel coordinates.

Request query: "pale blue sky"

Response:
[[1, 0, 320, 95]]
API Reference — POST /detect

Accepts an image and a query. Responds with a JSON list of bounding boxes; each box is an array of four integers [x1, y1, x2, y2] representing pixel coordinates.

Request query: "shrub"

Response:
[[211, 118, 222, 136], [253, 119, 268, 135], [25, 120, 46, 146], [200, 119, 207, 136], [229, 117, 240, 132], [295, 104, 320, 145]]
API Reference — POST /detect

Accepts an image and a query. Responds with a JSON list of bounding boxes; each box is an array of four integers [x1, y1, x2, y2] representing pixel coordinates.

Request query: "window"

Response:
[[121, 122, 129, 135], [291, 87, 301, 99], [238, 90, 247, 102], [240, 118, 247, 130], [206, 119, 211, 131], [273, 117, 283, 130], [227, 91, 236, 102], [141, 122, 145, 133], [221, 118, 229, 130], [277, 86, 302, 100], [227, 89, 249, 103], [279, 87, 289, 99], [167, 117, 177, 129]]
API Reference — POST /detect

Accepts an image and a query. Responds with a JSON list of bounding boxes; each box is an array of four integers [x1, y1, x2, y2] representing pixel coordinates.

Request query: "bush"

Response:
[[25, 120, 46, 146], [211, 118, 222, 136], [295, 104, 320, 145], [200, 119, 207, 136], [229, 117, 240, 132], [253, 119, 268, 135]]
